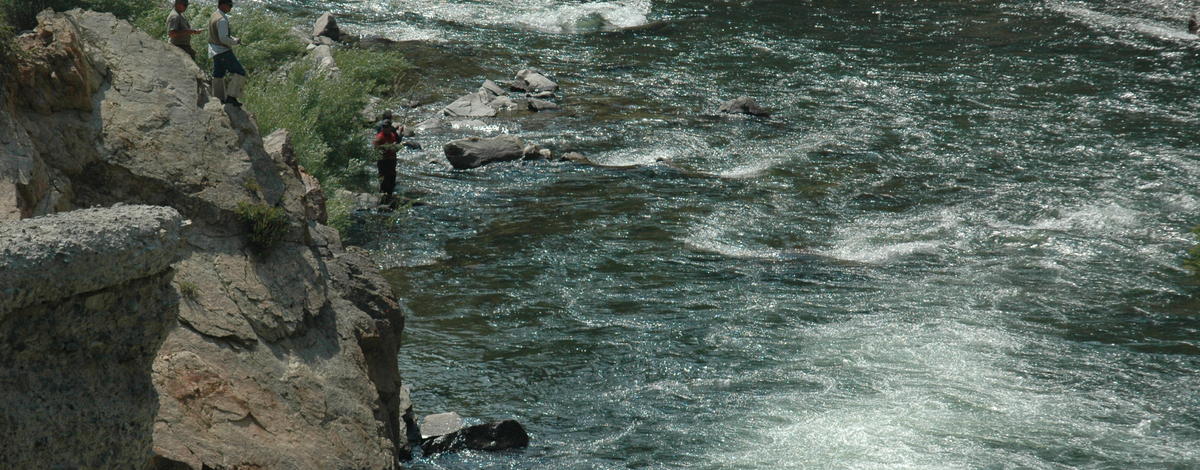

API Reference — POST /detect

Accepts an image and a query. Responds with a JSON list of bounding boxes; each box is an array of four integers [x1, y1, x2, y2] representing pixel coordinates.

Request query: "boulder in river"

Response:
[[420, 412, 465, 439], [422, 420, 530, 454], [527, 98, 560, 112], [444, 135, 526, 169], [719, 96, 771, 117], [481, 79, 507, 96], [443, 90, 498, 118], [313, 12, 341, 41], [1190, 13, 1199, 35], [511, 69, 558, 93]]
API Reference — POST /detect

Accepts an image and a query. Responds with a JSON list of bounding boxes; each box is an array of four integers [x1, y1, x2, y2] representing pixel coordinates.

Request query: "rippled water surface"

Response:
[[275, 0, 1200, 467]]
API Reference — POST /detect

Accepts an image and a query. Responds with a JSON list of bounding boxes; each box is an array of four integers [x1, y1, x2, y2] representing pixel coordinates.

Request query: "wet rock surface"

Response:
[[422, 420, 531, 455], [444, 135, 527, 169]]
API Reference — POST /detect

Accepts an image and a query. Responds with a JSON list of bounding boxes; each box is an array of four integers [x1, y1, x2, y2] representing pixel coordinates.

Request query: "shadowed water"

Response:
[[267, 0, 1200, 467]]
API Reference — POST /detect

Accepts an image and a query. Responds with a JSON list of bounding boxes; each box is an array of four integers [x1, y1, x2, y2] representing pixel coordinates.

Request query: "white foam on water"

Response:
[[1051, 2, 1199, 42], [389, 0, 652, 34], [819, 209, 961, 264], [1030, 202, 1141, 235]]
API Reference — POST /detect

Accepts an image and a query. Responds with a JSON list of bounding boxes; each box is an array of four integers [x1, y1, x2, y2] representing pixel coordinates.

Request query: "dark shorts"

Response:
[[174, 43, 196, 61], [212, 50, 246, 78]]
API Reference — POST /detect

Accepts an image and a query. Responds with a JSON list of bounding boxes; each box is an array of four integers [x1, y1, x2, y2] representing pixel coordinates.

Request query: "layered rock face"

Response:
[[1, 10, 410, 469], [0, 206, 185, 469]]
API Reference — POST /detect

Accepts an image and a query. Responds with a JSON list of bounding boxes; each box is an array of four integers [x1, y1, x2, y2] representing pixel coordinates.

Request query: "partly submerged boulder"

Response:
[[422, 420, 531, 454], [444, 90, 498, 118], [511, 69, 558, 93], [443, 135, 526, 169], [719, 96, 771, 117]]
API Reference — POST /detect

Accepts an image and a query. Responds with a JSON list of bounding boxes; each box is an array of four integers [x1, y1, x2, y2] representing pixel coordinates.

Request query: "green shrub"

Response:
[[177, 280, 198, 299], [235, 201, 288, 251], [325, 189, 352, 235], [332, 47, 413, 97]]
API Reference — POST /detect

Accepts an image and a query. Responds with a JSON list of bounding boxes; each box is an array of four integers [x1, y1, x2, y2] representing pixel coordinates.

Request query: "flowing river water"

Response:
[[276, 0, 1200, 467]]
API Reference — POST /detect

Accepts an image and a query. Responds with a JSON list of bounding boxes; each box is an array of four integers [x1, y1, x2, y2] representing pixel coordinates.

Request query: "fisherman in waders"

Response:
[[372, 111, 404, 207], [208, 0, 247, 106], [166, 0, 203, 60]]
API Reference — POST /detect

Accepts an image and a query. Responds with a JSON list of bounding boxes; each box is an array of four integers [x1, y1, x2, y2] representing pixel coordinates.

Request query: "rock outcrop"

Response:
[[0, 206, 184, 470], [443, 135, 526, 169], [1, 10, 411, 469]]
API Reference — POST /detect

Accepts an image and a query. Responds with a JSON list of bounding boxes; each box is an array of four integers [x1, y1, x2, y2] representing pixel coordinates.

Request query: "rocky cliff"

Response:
[[1, 10, 411, 469]]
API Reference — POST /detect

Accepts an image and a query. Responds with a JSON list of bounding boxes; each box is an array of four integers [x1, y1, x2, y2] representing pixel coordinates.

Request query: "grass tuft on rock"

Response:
[[235, 201, 288, 252]]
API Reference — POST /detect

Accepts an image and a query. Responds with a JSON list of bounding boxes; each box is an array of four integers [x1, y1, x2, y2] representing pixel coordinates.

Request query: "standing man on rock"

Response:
[[166, 0, 202, 60], [208, 0, 247, 106], [372, 111, 404, 207]]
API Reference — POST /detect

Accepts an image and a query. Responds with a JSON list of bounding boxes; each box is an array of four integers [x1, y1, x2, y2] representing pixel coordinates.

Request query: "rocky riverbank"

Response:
[[1, 10, 411, 468]]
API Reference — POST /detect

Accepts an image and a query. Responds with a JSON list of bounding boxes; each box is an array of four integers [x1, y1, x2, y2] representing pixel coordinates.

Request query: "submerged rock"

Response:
[[444, 135, 526, 169], [422, 420, 531, 454], [719, 96, 771, 117]]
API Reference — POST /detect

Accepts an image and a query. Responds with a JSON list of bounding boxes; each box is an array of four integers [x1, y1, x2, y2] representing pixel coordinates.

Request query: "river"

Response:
[[273, 0, 1200, 467]]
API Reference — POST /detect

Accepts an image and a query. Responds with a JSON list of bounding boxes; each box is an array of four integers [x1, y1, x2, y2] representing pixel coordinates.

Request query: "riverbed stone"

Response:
[[422, 420, 531, 454], [420, 412, 465, 439], [511, 69, 558, 93], [719, 96, 771, 117], [444, 135, 526, 169]]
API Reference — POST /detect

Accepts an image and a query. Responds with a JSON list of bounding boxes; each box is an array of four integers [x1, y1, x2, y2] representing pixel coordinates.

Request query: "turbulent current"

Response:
[[283, 0, 1200, 467]]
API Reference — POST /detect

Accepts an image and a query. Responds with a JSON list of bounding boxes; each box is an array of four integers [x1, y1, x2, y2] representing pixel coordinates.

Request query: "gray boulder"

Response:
[[422, 420, 531, 454], [313, 13, 341, 41], [480, 79, 506, 96], [443, 90, 497, 118], [719, 96, 771, 117], [528, 98, 560, 112], [511, 69, 558, 93], [444, 135, 526, 169], [420, 412, 465, 439], [309, 44, 340, 77]]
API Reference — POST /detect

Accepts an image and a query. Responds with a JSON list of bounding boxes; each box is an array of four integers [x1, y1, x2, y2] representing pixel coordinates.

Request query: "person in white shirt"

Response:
[[207, 0, 246, 106]]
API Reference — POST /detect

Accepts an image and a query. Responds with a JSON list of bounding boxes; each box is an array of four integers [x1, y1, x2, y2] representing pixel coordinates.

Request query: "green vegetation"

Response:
[[235, 201, 289, 251], [244, 47, 412, 187], [177, 280, 198, 299], [1186, 227, 1200, 275], [242, 176, 261, 195], [2, 0, 416, 237]]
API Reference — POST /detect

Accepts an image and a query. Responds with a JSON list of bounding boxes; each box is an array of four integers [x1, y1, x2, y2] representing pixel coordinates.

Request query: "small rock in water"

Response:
[[422, 419, 530, 454], [560, 152, 590, 164], [480, 79, 506, 96], [511, 69, 558, 93], [538, 148, 554, 160], [1190, 14, 1199, 35], [529, 91, 556, 99], [527, 98, 560, 112], [719, 96, 771, 117]]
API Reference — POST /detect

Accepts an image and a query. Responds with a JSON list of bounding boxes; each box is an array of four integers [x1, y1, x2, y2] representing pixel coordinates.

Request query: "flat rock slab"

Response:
[[420, 412, 464, 439]]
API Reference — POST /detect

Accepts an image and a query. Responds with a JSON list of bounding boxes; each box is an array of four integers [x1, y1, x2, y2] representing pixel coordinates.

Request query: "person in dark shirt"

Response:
[[372, 111, 405, 206], [166, 0, 203, 60]]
